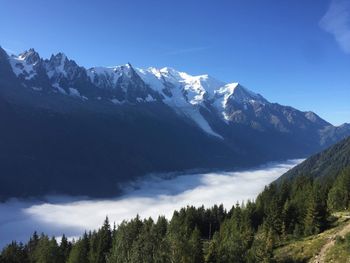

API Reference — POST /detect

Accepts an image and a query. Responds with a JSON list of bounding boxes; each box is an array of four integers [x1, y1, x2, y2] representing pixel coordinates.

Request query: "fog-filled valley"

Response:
[[0, 159, 301, 248]]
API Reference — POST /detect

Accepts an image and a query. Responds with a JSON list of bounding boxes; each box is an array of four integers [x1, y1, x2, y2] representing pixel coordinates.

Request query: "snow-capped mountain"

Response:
[[0, 47, 349, 199], [6, 48, 337, 138]]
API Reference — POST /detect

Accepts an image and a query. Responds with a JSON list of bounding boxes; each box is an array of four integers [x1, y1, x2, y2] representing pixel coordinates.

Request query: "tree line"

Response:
[[1, 167, 350, 263]]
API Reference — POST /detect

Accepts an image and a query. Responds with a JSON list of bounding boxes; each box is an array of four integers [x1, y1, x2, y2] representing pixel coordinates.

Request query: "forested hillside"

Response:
[[281, 136, 350, 180], [2, 137, 350, 262]]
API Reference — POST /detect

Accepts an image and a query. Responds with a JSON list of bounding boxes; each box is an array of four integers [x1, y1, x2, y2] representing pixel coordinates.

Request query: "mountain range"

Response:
[[0, 47, 349, 199]]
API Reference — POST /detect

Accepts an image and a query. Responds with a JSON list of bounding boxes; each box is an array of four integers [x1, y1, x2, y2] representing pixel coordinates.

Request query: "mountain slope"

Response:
[[4, 47, 349, 141], [0, 46, 350, 199], [280, 136, 350, 180]]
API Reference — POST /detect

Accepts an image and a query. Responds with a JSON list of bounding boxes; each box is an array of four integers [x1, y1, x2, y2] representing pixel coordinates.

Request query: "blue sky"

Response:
[[0, 0, 349, 125]]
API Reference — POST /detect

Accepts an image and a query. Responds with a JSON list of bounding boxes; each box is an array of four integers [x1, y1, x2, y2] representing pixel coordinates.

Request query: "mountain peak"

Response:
[[18, 49, 40, 64], [226, 83, 267, 104], [159, 67, 178, 74], [49, 52, 68, 65]]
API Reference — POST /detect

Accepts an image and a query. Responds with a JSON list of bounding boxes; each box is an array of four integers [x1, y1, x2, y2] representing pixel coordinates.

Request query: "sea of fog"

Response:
[[0, 159, 302, 247]]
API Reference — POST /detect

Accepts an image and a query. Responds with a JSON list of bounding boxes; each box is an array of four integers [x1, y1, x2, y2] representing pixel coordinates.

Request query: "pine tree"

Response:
[[304, 186, 329, 236], [281, 199, 297, 237], [25, 232, 39, 263], [88, 231, 99, 263], [189, 228, 204, 263], [0, 242, 28, 263], [129, 218, 156, 263], [327, 168, 350, 211], [108, 215, 143, 263], [264, 197, 282, 237], [33, 235, 61, 263], [304, 196, 318, 236], [67, 233, 89, 263], [216, 216, 245, 262], [247, 226, 274, 263], [59, 234, 71, 263], [97, 217, 112, 263], [152, 216, 170, 263], [204, 233, 218, 263]]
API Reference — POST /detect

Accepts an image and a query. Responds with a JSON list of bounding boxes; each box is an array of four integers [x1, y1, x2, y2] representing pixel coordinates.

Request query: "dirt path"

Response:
[[312, 218, 350, 263]]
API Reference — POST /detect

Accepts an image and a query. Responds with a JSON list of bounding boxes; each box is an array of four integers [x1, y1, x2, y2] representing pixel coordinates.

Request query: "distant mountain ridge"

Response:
[[4, 47, 349, 140], [0, 46, 349, 199]]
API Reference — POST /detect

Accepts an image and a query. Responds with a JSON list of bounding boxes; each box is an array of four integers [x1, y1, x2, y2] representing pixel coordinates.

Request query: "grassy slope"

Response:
[[325, 233, 350, 262], [274, 212, 350, 263]]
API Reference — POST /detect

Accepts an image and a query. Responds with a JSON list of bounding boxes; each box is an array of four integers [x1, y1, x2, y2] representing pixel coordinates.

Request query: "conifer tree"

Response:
[[189, 227, 204, 263], [264, 197, 282, 237], [327, 168, 350, 211], [33, 235, 61, 263], [59, 234, 71, 263], [204, 233, 218, 263], [67, 233, 89, 263], [152, 216, 170, 263], [108, 215, 143, 263], [0, 242, 28, 263], [247, 226, 274, 263], [304, 186, 329, 236], [216, 216, 244, 262], [88, 231, 99, 263], [97, 217, 112, 263], [25, 232, 39, 263]]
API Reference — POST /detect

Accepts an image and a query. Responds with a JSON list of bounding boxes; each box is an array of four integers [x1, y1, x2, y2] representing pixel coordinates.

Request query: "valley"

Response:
[[0, 160, 300, 248]]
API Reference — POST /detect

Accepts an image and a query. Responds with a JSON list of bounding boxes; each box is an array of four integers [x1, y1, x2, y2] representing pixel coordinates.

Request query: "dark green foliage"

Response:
[[0, 242, 28, 263], [304, 184, 329, 235], [246, 226, 275, 263], [88, 218, 112, 263], [32, 234, 61, 263], [188, 228, 204, 263], [59, 234, 71, 262], [327, 167, 350, 211], [67, 233, 89, 263], [97, 217, 112, 263], [107, 215, 143, 263], [25, 232, 39, 263], [0, 234, 62, 263]]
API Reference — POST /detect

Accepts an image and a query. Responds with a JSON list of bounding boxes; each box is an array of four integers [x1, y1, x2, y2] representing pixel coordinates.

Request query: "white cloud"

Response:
[[320, 0, 350, 54], [0, 159, 302, 248]]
